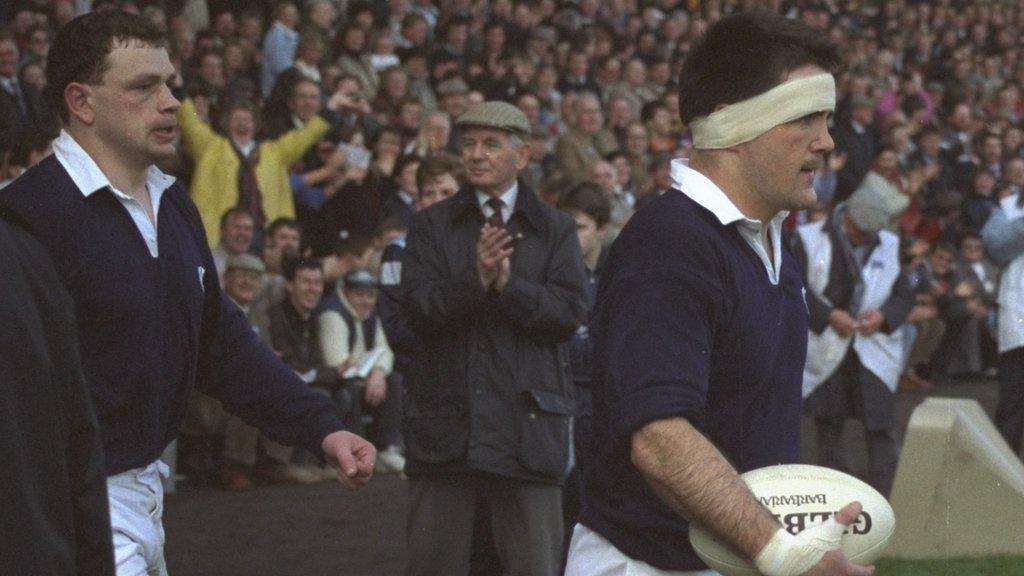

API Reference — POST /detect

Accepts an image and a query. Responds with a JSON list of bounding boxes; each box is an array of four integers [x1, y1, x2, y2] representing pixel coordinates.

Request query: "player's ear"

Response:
[[65, 82, 96, 125]]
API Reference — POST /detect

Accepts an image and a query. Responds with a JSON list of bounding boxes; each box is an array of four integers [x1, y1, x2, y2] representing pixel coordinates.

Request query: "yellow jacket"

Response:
[[177, 98, 329, 246]]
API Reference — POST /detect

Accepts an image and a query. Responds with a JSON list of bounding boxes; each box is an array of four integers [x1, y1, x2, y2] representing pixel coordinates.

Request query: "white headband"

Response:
[[689, 73, 836, 150]]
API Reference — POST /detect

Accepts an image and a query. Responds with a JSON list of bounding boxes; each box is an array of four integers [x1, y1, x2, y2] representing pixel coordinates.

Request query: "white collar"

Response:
[[52, 130, 176, 199], [671, 158, 786, 283], [234, 140, 257, 157], [475, 181, 519, 213], [670, 158, 787, 227], [398, 190, 416, 206]]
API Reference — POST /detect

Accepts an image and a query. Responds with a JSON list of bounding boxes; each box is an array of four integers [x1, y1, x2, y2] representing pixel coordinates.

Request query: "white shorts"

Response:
[[107, 460, 170, 576], [565, 523, 721, 576]]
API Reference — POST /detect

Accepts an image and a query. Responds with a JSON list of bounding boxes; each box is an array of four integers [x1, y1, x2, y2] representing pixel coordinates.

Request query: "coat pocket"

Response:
[[517, 389, 573, 479], [404, 405, 468, 464]]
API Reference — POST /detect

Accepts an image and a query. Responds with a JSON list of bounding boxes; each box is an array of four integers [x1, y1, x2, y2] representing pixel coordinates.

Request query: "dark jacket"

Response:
[[267, 298, 341, 390], [399, 182, 588, 484], [0, 211, 114, 576], [831, 120, 877, 204], [0, 80, 58, 154]]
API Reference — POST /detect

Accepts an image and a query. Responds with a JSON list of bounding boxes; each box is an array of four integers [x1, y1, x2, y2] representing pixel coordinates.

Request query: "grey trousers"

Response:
[[405, 474, 563, 576]]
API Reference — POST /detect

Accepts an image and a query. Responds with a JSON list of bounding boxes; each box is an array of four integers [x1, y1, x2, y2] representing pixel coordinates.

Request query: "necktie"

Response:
[[6, 80, 25, 116], [485, 198, 504, 229]]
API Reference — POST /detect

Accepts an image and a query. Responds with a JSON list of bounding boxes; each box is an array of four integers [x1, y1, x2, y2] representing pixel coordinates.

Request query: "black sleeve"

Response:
[[0, 218, 114, 576], [879, 271, 916, 334], [169, 187, 347, 457]]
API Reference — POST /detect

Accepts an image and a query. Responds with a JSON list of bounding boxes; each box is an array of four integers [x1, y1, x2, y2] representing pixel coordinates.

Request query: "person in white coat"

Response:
[[982, 191, 1024, 455], [792, 172, 915, 496]]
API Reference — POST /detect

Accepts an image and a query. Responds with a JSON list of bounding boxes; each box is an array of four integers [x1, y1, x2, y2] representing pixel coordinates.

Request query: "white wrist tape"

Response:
[[753, 516, 846, 576], [689, 73, 836, 150]]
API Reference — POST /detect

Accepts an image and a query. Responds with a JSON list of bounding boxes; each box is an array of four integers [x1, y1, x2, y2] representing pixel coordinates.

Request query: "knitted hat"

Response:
[[845, 171, 909, 234], [455, 101, 530, 137]]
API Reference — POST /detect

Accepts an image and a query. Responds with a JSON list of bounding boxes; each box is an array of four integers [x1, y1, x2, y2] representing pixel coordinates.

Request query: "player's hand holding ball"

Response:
[[690, 464, 894, 576]]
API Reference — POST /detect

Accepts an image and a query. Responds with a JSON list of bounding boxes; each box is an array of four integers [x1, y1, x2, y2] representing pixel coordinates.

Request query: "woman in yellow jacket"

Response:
[[177, 97, 331, 247]]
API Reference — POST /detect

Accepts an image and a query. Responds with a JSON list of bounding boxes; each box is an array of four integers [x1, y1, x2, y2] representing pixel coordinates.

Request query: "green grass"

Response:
[[875, 556, 1024, 575]]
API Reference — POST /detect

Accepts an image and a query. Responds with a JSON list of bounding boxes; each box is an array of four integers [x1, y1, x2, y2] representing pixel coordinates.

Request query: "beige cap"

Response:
[[225, 253, 266, 274], [455, 101, 530, 137], [846, 171, 909, 234]]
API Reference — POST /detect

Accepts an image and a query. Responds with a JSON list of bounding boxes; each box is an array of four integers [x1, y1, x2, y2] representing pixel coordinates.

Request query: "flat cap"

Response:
[[435, 77, 469, 97], [341, 268, 379, 289], [456, 101, 530, 137], [226, 253, 266, 273]]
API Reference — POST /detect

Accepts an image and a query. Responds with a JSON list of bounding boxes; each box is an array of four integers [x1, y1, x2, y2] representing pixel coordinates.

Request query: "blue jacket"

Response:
[[0, 157, 344, 474]]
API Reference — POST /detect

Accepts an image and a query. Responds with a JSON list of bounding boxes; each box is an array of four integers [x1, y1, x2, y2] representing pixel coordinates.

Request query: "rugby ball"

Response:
[[688, 464, 895, 576]]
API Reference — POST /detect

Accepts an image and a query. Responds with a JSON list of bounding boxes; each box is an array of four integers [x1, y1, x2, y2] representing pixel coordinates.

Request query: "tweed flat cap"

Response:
[[455, 101, 531, 137], [226, 253, 266, 273]]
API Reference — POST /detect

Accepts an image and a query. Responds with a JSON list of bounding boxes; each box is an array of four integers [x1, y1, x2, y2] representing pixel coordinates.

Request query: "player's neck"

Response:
[[67, 125, 150, 197], [689, 152, 775, 223]]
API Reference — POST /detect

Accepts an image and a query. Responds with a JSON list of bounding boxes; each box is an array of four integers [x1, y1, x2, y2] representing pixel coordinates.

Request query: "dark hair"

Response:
[[46, 11, 167, 123], [376, 216, 407, 238], [392, 153, 422, 180], [283, 256, 321, 282], [640, 100, 668, 124], [676, 11, 840, 125], [216, 99, 260, 135], [416, 153, 465, 191], [558, 182, 611, 228], [268, 217, 301, 238], [958, 229, 982, 248], [933, 241, 957, 256], [333, 233, 374, 258], [219, 207, 254, 230]]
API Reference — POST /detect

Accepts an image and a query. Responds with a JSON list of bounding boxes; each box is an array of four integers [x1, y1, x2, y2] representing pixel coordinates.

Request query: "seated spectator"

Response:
[[962, 169, 1000, 232], [554, 92, 619, 182], [0, 29, 59, 161], [640, 100, 676, 155], [206, 254, 320, 490], [927, 232, 998, 377], [404, 110, 452, 158], [334, 22, 379, 101], [258, 217, 303, 308], [587, 159, 633, 240], [899, 237, 943, 390], [382, 154, 421, 227], [264, 257, 344, 479], [211, 207, 255, 283], [918, 241, 985, 383], [318, 269, 404, 474], [263, 76, 322, 140], [321, 233, 376, 293]]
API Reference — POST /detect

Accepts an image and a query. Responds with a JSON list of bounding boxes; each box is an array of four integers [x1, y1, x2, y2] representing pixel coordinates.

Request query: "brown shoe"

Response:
[[219, 461, 255, 491], [253, 461, 320, 485]]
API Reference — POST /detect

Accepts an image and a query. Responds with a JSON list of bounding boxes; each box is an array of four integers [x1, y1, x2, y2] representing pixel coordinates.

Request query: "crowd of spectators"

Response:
[[3, 0, 1024, 549]]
